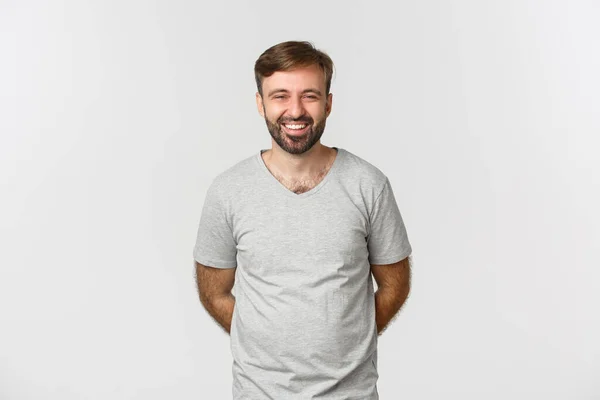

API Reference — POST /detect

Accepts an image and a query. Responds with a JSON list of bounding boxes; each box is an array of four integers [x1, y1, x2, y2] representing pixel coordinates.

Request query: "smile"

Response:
[[281, 123, 310, 135]]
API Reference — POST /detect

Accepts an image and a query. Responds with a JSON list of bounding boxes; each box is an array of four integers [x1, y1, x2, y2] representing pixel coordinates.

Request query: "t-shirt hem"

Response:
[[194, 254, 237, 269], [368, 247, 412, 265]]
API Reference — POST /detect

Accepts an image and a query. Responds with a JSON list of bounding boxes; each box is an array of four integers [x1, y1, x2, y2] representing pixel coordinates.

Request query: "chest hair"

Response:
[[272, 163, 333, 194]]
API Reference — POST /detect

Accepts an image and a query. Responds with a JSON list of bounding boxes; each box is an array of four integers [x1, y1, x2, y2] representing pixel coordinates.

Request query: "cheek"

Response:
[[265, 105, 284, 120], [308, 106, 327, 121]]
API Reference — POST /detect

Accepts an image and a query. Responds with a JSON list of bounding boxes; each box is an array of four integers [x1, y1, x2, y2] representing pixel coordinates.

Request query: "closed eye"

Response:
[[272, 95, 318, 100]]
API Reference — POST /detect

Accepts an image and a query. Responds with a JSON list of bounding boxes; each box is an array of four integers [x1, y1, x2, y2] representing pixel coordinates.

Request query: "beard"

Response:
[[263, 107, 327, 155]]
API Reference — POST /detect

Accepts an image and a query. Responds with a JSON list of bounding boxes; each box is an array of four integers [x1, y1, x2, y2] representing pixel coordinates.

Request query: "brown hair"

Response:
[[254, 40, 335, 97]]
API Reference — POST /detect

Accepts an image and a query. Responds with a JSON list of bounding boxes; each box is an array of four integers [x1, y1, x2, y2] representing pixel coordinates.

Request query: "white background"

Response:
[[1, 1, 598, 399]]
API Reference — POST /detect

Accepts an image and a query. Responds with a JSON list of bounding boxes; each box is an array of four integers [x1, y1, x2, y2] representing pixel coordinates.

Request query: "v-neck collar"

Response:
[[255, 147, 343, 199]]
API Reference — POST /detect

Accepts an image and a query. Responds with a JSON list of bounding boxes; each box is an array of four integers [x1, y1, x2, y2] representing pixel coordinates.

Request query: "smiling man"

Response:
[[194, 41, 413, 399]]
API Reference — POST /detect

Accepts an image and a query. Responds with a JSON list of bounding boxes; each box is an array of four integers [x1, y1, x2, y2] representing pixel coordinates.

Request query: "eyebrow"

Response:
[[267, 88, 323, 97]]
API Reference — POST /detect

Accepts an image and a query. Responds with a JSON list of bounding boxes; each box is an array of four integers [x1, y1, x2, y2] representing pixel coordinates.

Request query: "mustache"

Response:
[[279, 118, 312, 124]]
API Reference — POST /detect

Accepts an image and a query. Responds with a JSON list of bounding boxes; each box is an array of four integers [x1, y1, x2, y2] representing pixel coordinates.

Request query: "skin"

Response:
[[372, 256, 411, 335], [196, 64, 411, 336], [196, 262, 236, 334]]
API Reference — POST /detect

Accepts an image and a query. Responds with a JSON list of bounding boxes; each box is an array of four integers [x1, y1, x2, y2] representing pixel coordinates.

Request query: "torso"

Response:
[[204, 146, 409, 398]]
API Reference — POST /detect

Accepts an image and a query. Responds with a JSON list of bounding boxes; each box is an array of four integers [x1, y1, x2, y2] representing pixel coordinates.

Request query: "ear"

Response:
[[256, 92, 265, 117], [325, 92, 333, 118]]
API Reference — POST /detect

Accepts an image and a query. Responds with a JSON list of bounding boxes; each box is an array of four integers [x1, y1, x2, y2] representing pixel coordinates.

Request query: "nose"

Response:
[[287, 96, 306, 119]]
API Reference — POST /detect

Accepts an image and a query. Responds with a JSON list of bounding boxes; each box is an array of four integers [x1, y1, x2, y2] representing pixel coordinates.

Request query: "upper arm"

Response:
[[195, 261, 236, 301], [367, 177, 412, 265], [193, 179, 238, 270], [370, 256, 411, 291]]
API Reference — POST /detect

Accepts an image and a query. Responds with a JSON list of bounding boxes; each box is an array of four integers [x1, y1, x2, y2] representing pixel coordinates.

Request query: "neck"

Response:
[[262, 143, 336, 178]]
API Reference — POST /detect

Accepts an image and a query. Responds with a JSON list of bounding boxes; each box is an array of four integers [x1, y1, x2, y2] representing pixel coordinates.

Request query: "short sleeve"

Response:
[[367, 177, 412, 265], [193, 181, 237, 269]]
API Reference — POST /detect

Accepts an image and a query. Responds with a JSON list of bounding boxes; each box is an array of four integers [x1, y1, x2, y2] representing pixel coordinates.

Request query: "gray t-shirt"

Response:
[[193, 147, 412, 399]]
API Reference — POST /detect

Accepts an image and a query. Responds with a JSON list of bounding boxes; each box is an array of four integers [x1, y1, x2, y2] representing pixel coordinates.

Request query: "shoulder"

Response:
[[208, 152, 259, 193], [338, 148, 389, 194]]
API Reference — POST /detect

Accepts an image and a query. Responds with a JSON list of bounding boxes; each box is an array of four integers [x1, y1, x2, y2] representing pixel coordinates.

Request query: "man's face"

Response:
[[256, 64, 332, 155]]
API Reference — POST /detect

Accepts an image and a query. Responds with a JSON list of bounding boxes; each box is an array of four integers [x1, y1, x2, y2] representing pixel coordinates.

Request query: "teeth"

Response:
[[284, 124, 306, 130]]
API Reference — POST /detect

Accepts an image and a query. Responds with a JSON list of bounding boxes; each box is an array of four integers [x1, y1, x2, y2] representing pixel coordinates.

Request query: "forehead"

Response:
[[262, 64, 326, 91]]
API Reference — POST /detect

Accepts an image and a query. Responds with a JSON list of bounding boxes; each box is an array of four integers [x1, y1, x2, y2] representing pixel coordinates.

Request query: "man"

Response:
[[194, 40, 412, 399]]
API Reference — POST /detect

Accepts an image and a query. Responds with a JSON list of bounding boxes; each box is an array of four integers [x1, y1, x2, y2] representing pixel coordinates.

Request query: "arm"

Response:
[[195, 261, 236, 335], [371, 256, 411, 336]]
